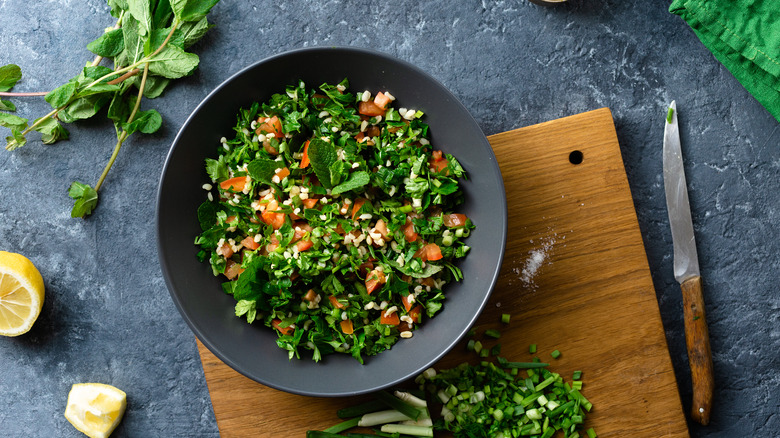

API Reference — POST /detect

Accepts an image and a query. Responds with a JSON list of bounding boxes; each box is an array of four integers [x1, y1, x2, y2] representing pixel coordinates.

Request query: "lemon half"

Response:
[[0, 251, 45, 336], [64, 383, 127, 438]]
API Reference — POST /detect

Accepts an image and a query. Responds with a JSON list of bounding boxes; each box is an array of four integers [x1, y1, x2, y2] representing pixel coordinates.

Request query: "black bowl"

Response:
[[156, 47, 507, 397]]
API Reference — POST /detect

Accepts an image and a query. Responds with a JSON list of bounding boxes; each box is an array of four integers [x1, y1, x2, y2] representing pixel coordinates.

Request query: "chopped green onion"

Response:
[[587, 427, 598, 438], [337, 399, 386, 419], [551, 349, 561, 359], [306, 431, 342, 438], [374, 390, 421, 420], [573, 370, 582, 380], [491, 344, 502, 356], [485, 329, 501, 339], [323, 417, 359, 434], [501, 313, 511, 324], [529, 344, 537, 353], [380, 423, 434, 437], [357, 409, 411, 427]]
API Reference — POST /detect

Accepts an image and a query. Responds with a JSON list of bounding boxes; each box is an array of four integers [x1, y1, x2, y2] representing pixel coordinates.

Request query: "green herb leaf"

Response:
[[44, 82, 78, 109], [147, 45, 200, 79], [0, 64, 22, 92], [0, 99, 16, 112], [33, 117, 70, 144], [118, 14, 144, 66], [122, 109, 162, 134], [75, 83, 121, 99], [205, 156, 229, 182], [331, 170, 369, 195], [5, 129, 27, 150], [141, 76, 170, 98], [152, 0, 173, 28], [247, 157, 281, 184], [126, 0, 153, 35], [57, 94, 111, 123], [178, 17, 212, 48], [86, 28, 125, 57], [197, 201, 219, 230], [235, 299, 257, 323], [306, 137, 337, 188], [68, 182, 99, 218], [170, 0, 220, 22], [0, 112, 28, 131], [107, 0, 129, 17]]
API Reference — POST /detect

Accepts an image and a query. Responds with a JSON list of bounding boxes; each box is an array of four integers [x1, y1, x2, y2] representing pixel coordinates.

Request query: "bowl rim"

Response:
[[156, 45, 508, 396]]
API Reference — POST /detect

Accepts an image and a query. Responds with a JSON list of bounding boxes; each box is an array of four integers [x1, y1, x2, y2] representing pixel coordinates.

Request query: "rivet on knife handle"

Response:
[[681, 275, 714, 425]]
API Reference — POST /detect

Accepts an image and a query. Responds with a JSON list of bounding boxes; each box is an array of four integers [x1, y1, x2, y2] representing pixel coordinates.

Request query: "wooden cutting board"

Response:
[[196, 108, 690, 437]]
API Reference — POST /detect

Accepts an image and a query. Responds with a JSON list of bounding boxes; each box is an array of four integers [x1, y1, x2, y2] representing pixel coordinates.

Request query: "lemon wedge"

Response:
[[0, 251, 45, 336], [64, 383, 127, 438]]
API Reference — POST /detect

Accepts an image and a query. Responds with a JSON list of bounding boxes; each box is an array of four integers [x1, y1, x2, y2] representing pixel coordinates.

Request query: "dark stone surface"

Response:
[[0, 0, 777, 436]]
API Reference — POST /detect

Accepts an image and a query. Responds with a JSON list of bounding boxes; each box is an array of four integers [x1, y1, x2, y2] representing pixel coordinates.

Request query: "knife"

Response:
[[663, 100, 714, 425]]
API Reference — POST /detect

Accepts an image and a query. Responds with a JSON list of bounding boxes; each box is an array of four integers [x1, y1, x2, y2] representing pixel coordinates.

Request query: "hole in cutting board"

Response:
[[569, 150, 583, 165]]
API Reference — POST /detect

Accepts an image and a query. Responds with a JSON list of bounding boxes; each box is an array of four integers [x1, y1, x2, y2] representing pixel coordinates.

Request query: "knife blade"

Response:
[[663, 100, 714, 426]]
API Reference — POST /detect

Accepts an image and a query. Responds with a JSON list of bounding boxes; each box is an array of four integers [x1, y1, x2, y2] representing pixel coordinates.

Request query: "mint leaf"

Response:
[[0, 99, 16, 112], [141, 76, 170, 98], [44, 81, 77, 109], [147, 45, 199, 79], [307, 137, 337, 189], [126, 0, 153, 35], [152, 0, 173, 28], [0, 64, 22, 92], [205, 156, 228, 182], [178, 17, 212, 48], [118, 14, 144, 66], [247, 157, 281, 185], [0, 112, 28, 131], [331, 171, 369, 195], [81, 65, 115, 81], [57, 94, 111, 123], [387, 259, 443, 278], [33, 117, 70, 144], [170, 0, 220, 22], [197, 201, 218, 230], [107, 0, 129, 17], [75, 83, 121, 99], [122, 109, 162, 134], [5, 129, 27, 150], [68, 182, 99, 218], [86, 29, 125, 57], [231, 257, 267, 301]]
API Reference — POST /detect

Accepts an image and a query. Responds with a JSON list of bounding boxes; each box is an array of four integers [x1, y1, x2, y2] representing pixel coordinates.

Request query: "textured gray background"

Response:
[[1, 0, 778, 436]]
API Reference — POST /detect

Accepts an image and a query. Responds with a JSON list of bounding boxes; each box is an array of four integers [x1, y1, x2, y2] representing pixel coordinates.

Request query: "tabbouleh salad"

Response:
[[195, 79, 474, 363]]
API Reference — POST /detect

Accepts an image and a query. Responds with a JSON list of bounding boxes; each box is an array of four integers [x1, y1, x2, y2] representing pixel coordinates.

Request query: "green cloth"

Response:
[[670, 0, 780, 122]]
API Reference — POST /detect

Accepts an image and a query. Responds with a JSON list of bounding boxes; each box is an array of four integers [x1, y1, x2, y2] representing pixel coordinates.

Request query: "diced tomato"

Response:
[[403, 219, 418, 243], [261, 199, 286, 229], [365, 269, 386, 295], [241, 236, 260, 251], [340, 319, 354, 335], [442, 213, 468, 228], [414, 243, 443, 262], [352, 198, 367, 220], [275, 167, 290, 181], [296, 239, 313, 252], [220, 176, 247, 192], [355, 132, 366, 143], [329, 295, 346, 309], [432, 150, 444, 161], [408, 305, 423, 324], [358, 101, 386, 117], [334, 223, 346, 235], [420, 276, 436, 287], [374, 92, 392, 110], [256, 115, 283, 138], [302, 289, 317, 302], [358, 260, 374, 277], [401, 294, 414, 312], [302, 198, 319, 209], [300, 140, 311, 168], [431, 158, 449, 174], [217, 242, 234, 259], [380, 311, 400, 326], [292, 222, 313, 242], [223, 260, 244, 280], [272, 318, 294, 336], [263, 234, 280, 255]]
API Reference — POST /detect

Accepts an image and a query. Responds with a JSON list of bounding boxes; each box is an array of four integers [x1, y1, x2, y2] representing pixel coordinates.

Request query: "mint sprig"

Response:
[[0, 0, 221, 218]]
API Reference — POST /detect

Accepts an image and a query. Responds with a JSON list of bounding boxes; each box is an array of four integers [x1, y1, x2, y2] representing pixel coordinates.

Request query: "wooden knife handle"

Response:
[[681, 275, 714, 425]]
